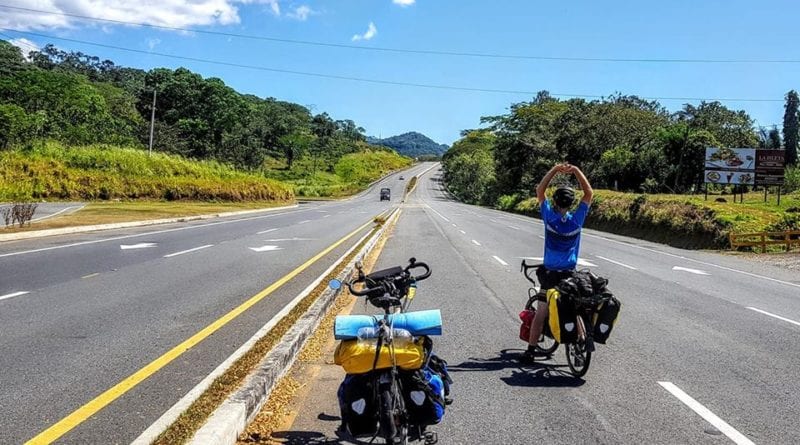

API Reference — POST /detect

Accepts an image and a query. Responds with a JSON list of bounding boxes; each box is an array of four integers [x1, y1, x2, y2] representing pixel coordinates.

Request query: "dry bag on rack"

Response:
[[334, 337, 425, 374], [547, 288, 578, 344], [592, 296, 621, 344], [337, 373, 379, 437]]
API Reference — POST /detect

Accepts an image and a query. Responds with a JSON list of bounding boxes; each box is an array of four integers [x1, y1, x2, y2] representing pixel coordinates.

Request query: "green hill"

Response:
[[368, 132, 449, 158]]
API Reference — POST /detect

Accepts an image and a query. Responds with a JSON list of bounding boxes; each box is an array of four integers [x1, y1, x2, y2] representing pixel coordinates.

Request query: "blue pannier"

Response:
[[401, 368, 445, 426]]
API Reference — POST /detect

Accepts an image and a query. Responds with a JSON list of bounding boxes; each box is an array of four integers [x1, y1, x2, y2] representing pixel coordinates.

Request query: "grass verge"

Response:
[[496, 190, 800, 250], [152, 215, 390, 445], [1, 201, 290, 233]]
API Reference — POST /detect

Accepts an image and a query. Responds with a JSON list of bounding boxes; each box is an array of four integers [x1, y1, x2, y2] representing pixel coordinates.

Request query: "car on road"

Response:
[[380, 188, 391, 201], [399, 175, 405, 180]]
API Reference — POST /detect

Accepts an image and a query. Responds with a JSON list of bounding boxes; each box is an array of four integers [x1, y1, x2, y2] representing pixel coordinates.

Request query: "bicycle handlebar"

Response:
[[520, 260, 542, 285], [345, 258, 431, 300]]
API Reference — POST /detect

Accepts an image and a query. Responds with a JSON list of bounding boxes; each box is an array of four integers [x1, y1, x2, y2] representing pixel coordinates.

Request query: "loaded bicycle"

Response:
[[331, 258, 450, 445], [519, 260, 620, 377]]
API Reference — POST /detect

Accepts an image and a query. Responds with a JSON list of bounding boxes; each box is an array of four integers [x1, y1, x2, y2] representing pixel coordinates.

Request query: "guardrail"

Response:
[[729, 230, 800, 253]]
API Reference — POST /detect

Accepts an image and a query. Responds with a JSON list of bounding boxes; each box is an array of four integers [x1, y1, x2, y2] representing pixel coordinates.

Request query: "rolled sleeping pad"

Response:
[[334, 309, 442, 340]]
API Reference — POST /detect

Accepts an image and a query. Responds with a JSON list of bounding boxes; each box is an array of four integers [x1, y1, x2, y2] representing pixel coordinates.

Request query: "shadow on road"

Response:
[[448, 349, 585, 388], [268, 414, 377, 445]]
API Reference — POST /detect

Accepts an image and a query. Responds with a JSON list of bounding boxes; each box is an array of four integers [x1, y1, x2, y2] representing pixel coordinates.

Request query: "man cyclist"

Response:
[[522, 162, 593, 362]]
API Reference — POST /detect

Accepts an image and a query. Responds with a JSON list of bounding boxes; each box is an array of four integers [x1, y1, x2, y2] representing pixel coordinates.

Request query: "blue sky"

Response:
[[2, 0, 798, 145]]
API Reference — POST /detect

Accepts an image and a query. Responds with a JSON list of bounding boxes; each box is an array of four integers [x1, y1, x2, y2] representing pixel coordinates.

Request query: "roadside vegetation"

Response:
[[443, 91, 800, 249], [0, 40, 411, 211]]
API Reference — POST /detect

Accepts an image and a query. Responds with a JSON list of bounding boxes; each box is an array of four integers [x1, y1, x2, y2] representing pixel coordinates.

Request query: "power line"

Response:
[[0, 28, 784, 103], [1, 3, 799, 65]]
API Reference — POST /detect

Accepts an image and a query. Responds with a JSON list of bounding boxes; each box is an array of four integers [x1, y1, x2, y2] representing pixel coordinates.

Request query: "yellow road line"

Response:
[[81, 273, 99, 279], [26, 219, 375, 444]]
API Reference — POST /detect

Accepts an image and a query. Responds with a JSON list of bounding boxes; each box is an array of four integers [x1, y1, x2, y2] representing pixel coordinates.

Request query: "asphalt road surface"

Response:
[[0, 164, 431, 444], [282, 166, 800, 444]]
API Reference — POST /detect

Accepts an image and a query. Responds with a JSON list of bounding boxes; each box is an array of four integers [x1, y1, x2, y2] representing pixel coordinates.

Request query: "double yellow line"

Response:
[[27, 218, 376, 444]]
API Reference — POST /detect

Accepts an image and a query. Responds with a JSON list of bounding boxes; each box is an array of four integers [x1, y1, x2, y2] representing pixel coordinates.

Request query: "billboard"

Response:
[[704, 147, 756, 185], [755, 150, 785, 186]]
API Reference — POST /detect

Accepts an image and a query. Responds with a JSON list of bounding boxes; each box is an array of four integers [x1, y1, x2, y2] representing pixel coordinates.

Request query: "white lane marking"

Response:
[[298, 220, 312, 224], [658, 382, 755, 445], [471, 240, 481, 246], [120, 243, 158, 250], [747, 307, 800, 327], [0, 208, 304, 259], [249, 245, 283, 252], [580, 231, 800, 290], [451, 223, 457, 227], [672, 266, 710, 276], [459, 230, 466, 234], [492, 256, 509, 266], [518, 256, 598, 267], [317, 210, 328, 213], [163, 244, 213, 258], [596, 255, 638, 270], [30, 205, 85, 222], [257, 228, 279, 235], [490, 218, 498, 223], [262, 238, 313, 242], [82, 273, 100, 279], [425, 205, 451, 222], [323, 215, 331, 218], [507, 225, 520, 230], [537, 235, 545, 240], [0, 291, 29, 302]]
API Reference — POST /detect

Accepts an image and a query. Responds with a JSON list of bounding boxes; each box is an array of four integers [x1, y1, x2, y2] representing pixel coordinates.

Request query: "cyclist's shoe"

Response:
[[445, 396, 454, 405], [585, 337, 596, 353], [518, 345, 549, 363]]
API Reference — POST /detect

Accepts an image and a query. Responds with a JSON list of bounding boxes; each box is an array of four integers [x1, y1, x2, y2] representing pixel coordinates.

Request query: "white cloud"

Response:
[[352, 22, 377, 41], [8, 37, 40, 60], [0, 0, 284, 31], [287, 5, 314, 21], [146, 38, 161, 50], [393, 0, 415, 6]]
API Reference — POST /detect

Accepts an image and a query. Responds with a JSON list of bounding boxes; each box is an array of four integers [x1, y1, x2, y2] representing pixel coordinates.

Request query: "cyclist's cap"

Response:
[[553, 187, 575, 209]]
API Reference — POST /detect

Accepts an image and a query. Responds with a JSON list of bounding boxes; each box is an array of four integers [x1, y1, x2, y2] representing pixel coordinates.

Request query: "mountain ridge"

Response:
[[368, 132, 449, 158]]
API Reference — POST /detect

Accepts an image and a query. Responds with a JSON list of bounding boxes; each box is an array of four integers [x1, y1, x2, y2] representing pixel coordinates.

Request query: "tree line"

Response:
[[0, 40, 381, 170], [443, 90, 800, 205]]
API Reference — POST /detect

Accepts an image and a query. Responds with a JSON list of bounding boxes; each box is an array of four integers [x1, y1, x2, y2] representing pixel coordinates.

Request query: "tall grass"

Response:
[[0, 142, 294, 202]]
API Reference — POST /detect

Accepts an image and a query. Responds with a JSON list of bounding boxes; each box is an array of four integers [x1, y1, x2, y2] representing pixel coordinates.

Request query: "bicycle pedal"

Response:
[[424, 431, 438, 445]]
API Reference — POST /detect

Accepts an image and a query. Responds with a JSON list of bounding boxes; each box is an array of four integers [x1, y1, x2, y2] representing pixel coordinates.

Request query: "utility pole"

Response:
[[148, 86, 157, 156]]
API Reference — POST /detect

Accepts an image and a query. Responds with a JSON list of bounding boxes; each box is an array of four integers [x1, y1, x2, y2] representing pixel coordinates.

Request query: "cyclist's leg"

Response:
[[528, 300, 548, 346]]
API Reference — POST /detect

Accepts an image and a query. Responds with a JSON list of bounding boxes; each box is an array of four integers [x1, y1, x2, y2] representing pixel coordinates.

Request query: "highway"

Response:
[[283, 165, 800, 444], [0, 163, 432, 444]]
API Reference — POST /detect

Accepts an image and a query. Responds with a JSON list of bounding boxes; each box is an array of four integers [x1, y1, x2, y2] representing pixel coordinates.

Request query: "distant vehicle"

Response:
[[380, 188, 391, 201], [399, 175, 405, 180]]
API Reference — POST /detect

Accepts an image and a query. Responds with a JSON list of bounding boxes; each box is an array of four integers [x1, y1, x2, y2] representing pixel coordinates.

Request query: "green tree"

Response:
[[783, 90, 799, 166], [0, 40, 26, 76], [676, 101, 758, 148]]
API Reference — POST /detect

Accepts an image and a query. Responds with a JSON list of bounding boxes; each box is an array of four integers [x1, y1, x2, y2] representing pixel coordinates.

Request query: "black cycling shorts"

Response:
[[534, 267, 575, 302]]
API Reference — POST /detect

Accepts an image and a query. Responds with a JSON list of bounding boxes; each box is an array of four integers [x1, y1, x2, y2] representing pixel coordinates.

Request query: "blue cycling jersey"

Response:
[[541, 199, 590, 271]]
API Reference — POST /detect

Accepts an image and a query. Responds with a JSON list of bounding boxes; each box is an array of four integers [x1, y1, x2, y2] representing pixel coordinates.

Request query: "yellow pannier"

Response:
[[334, 337, 425, 374]]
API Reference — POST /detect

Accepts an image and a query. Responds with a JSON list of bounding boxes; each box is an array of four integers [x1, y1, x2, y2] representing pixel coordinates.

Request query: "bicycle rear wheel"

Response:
[[565, 317, 591, 377], [378, 380, 407, 444]]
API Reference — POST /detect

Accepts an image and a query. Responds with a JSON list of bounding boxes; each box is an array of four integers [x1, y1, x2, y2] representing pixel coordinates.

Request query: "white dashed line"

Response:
[[323, 215, 331, 218], [746, 307, 800, 327], [492, 256, 509, 266], [459, 230, 466, 234], [672, 266, 710, 275], [658, 382, 755, 445], [425, 205, 451, 222], [507, 225, 520, 230], [452, 223, 457, 227], [471, 240, 481, 246], [0, 291, 29, 302], [595, 255, 638, 270], [257, 228, 278, 235], [298, 220, 312, 224], [537, 235, 545, 240], [164, 245, 214, 258]]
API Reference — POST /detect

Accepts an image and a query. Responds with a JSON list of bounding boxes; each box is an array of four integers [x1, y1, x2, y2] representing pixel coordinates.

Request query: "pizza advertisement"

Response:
[[705, 169, 755, 185], [705, 147, 756, 172]]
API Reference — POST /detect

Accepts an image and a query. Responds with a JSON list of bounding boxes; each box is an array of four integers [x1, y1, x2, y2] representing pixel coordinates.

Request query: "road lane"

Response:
[[282, 165, 798, 444], [0, 163, 431, 443]]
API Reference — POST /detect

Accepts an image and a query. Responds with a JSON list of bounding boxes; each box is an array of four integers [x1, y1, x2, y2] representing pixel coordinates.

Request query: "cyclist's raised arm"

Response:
[[536, 164, 565, 204], [568, 165, 593, 205]]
